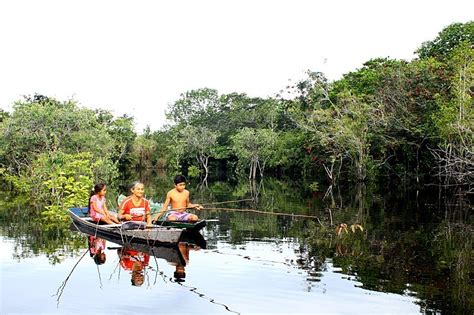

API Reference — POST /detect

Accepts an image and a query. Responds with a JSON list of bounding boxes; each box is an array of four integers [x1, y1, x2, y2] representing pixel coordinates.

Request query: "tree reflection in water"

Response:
[[1, 178, 472, 313]]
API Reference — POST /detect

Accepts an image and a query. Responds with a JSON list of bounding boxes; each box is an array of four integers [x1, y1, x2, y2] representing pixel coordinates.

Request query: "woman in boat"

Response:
[[118, 181, 152, 227], [89, 183, 119, 224]]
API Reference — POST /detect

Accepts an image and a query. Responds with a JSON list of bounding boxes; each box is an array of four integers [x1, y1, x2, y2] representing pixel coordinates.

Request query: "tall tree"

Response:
[[232, 128, 276, 179], [431, 42, 474, 190], [416, 21, 474, 60], [0, 95, 116, 180], [183, 126, 219, 180], [166, 88, 220, 125]]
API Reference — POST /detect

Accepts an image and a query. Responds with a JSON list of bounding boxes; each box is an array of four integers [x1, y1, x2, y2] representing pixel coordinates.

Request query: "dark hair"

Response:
[[93, 252, 106, 265], [92, 183, 106, 195], [88, 183, 106, 214], [174, 174, 187, 185], [174, 266, 186, 279]]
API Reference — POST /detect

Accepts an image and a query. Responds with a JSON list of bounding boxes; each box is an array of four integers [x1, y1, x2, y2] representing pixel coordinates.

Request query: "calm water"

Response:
[[0, 178, 472, 314]]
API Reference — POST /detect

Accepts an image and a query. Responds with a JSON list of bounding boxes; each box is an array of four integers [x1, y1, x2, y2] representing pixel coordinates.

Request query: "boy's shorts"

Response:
[[166, 211, 193, 221]]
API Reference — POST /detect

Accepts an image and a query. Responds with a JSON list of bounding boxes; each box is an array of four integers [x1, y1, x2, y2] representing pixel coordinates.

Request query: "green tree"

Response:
[[107, 115, 137, 173], [431, 42, 474, 189], [2, 151, 96, 229], [288, 72, 384, 183], [131, 134, 157, 170], [182, 126, 219, 179], [166, 88, 221, 125], [417, 21, 474, 60], [0, 108, 9, 123], [232, 128, 277, 179], [0, 95, 116, 180], [159, 125, 188, 172]]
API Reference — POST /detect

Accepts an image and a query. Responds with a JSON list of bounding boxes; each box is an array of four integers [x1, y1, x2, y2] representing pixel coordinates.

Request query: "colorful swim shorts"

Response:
[[166, 211, 193, 221]]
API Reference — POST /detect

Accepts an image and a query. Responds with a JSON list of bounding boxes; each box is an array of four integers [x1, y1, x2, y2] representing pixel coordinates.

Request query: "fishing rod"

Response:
[[154, 198, 255, 213], [201, 198, 255, 206], [203, 207, 325, 227]]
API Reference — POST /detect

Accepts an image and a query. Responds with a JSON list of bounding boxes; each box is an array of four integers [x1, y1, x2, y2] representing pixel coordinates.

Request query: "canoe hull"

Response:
[[70, 207, 206, 232], [153, 219, 207, 231], [69, 208, 183, 246]]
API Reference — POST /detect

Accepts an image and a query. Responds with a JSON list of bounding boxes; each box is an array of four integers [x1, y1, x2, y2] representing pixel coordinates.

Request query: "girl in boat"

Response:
[[118, 181, 152, 227], [89, 183, 120, 224]]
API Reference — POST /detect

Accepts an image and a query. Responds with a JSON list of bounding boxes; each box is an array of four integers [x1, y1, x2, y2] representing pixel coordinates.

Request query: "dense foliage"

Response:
[[0, 95, 137, 220], [0, 22, 472, 215], [140, 22, 473, 192], [0, 22, 471, 312]]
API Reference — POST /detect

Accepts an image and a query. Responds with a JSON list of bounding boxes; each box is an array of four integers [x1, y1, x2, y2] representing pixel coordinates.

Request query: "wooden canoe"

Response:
[[152, 218, 207, 231], [69, 208, 183, 246]]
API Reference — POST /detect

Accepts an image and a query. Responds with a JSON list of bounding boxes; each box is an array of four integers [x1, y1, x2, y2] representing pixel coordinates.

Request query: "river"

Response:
[[0, 177, 472, 314]]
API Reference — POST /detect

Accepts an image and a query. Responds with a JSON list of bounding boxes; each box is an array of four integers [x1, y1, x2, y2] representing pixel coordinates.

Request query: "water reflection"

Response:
[[85, 229, 207, 287], [0, 178, 472, 314], [172, 241, 201, 282], [88, 236, 106, 265], [117, 247, 150, 286]]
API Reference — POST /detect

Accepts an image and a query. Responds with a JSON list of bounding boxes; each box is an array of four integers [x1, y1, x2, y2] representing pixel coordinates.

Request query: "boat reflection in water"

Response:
[[117, 247, 150, 286], [85, 229, 207, 287]]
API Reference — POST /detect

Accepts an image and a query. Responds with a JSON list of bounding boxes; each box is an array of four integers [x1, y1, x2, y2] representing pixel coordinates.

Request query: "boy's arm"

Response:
[[188, 202, 203, 210], [186, 192, 203, 210], [154, 193, 171, 221]]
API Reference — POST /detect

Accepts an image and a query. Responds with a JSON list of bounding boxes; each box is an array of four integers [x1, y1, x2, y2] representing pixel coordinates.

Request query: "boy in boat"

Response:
[[118, 181, 152, 227], [153, 175, 203, 222]]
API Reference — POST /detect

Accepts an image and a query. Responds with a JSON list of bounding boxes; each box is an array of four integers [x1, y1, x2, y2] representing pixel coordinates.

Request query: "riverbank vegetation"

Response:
[[0, 22, 472, 217], [134, 22, 473, 192], [0, 22, 471, 313]]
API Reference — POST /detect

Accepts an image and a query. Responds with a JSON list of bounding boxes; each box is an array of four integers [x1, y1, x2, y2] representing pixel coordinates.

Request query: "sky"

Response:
[[0, 0, 472, 132]]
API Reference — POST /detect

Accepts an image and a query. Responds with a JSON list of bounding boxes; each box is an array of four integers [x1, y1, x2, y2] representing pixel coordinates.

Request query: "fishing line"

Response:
[[150, 248, 167, 285], [108, 257, 121, 282], [96, 264, 103, 289], [53, 249, 89, 306], [170, 277, 240, 314]]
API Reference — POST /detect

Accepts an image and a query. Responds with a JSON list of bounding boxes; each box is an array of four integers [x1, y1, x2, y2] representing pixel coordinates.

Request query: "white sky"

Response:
[[0, 0, 472, 132]]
